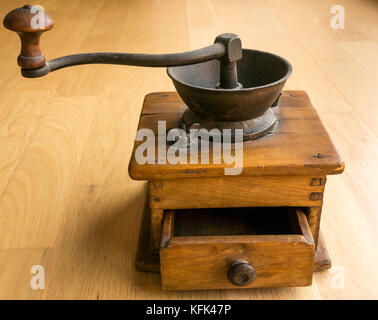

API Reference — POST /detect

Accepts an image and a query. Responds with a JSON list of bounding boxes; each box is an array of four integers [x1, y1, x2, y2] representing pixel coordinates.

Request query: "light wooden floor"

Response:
[[0, 0, 377, 299]]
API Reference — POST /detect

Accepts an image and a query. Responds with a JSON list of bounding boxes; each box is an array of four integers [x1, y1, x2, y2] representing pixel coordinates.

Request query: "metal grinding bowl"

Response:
[[167, 49, 292, 123]]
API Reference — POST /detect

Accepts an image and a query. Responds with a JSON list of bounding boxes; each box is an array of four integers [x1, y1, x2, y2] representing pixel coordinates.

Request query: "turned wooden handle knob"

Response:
[[227, 260, 256, 286], [3, 4, 53, 69]]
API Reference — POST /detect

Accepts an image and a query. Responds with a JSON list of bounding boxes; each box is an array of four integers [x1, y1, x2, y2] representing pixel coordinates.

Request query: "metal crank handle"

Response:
[[3, 5, 242, 89]]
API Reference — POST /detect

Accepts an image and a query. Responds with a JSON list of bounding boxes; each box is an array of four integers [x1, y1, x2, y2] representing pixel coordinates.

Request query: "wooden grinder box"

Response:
[[129, 90, 344, 290]]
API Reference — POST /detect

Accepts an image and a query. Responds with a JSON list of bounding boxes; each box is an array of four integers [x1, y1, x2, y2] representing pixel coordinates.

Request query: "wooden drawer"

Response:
[[160, 207, 315, 290]]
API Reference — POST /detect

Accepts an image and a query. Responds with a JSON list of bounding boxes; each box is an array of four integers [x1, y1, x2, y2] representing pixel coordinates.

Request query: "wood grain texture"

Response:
[[307, 206, 323, 248], [149, 175, 325, 209], [136, 93, 334, 256], [160, 209, 315, 290], [0, 0, 377, 299], [129, 91, 345, 180], [147, 174, 327, 253], [314, 233, 332, 272]]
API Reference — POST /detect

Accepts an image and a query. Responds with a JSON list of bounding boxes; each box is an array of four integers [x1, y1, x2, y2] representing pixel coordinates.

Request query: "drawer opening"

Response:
[[172, 207, 304, 237], [160, 207, 315, 290]]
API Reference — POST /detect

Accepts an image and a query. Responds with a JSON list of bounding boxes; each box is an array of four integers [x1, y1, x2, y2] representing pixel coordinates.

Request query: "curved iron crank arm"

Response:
[[29, 43, 226, 77], [3, 5, 242, 89]]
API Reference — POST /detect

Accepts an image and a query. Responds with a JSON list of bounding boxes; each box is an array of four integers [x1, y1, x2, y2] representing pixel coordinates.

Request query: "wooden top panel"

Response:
[[129, 90, 344, 180]]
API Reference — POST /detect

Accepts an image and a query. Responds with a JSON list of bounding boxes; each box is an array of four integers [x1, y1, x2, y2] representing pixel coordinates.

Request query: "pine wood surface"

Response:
[[0, 0, 377, 299], [129, 91, 344, 180], [160, 209, 315, 290]]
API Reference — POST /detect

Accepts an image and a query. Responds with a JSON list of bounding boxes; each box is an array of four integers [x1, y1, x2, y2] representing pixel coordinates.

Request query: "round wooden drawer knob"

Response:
[[227, 260, 256, 286]]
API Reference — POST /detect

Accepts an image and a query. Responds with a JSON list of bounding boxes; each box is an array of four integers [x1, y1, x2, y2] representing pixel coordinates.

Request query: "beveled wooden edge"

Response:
[[128, 90, 345, 181], [168, 234, 308, 246], [130, 165, 345, 181]]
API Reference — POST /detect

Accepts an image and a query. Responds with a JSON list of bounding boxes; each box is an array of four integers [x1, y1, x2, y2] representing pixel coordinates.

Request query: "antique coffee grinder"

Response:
[[4, 5, 344, 290]]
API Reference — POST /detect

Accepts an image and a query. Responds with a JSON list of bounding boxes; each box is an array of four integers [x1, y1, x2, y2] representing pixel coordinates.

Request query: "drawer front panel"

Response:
[[160, 210, 315, 290]]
